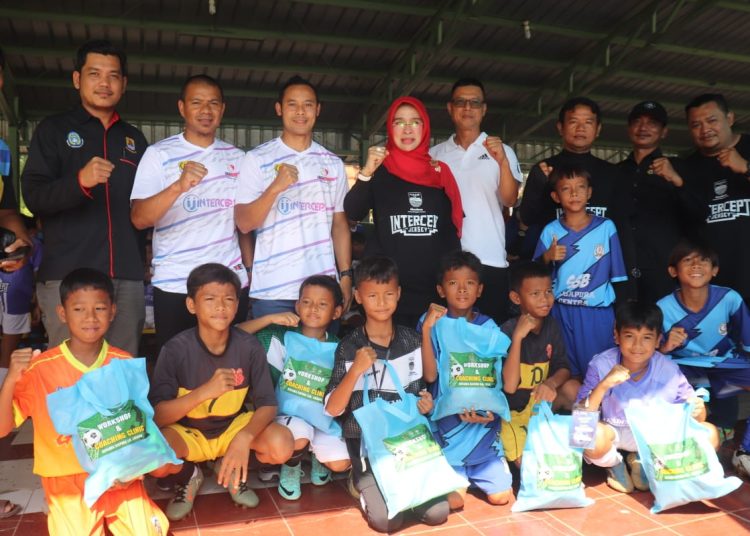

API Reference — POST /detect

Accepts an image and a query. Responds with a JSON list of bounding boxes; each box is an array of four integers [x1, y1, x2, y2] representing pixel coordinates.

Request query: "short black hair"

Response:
[[509, 261, 552, 292], [558, 96, 601, 125], [615, 301, 663, 336], [278, 75, 319, 104], [351, 230, 367, 246], [180, 74, 224, 102], [549, 164, 591, 190], [354, 255, 399, 287], [59, 268, 114, 304], [667, 237, 719, 269], [299, 274, 343, 307], [437, 250, 483, 284], [186, 263, 241, 299], [685, 93, 730, 116], [74, 40, 127, 77], [450, 78, 485, 100]]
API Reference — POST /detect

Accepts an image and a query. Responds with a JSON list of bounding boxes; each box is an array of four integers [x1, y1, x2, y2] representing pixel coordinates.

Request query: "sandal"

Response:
[[0, 499, 21, 518]]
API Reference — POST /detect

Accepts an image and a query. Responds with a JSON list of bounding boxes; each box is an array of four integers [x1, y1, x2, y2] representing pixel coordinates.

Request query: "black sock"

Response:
[[286, 449, 306, 467], [166, 461, 196, 487]]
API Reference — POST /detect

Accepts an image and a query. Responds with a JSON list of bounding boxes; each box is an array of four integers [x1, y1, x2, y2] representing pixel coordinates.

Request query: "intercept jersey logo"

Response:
[[277, 196, 327, 215], [183, 194, 234, 212]]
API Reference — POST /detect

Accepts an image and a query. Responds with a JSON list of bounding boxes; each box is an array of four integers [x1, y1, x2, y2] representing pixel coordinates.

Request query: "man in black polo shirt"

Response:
[[617, 101, 705, 303], [22, 40, 147, 354], [682, 93, 750, 304]]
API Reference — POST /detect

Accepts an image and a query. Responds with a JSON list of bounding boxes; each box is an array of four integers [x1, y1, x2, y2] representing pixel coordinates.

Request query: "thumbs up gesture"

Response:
[[543, 235, 566, 263]]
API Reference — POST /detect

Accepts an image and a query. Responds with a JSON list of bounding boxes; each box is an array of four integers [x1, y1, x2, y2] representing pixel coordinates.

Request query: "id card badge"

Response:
[[569, 408, 599, 449]]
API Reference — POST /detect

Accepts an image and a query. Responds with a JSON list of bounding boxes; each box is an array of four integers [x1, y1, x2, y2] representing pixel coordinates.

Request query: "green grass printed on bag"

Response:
[[77, 400, 147, 461], [279, 356, 332, 403], [382, 423, 442, 470], [537, 453, 583, 491], [448, 351, 497, 388], [649, 438, 709, 481]]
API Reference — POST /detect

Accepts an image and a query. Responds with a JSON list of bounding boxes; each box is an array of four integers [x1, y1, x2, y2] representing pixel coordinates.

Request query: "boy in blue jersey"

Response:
[[418, 250, 513, 509], [535, 164, 628, 378], [578, 302, 718, 493], [237, 275, 351, 501], [657, 239, 750, 478]]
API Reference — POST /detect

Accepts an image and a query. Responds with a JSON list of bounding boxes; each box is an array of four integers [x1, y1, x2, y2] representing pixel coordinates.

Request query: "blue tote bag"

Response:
[[353, 360, 468, 519], [276, 331, 341, 436], [432, 316, 511, 421], [625, 401, 742, 513], [512, 402, 593, 512], [48, 358, 181, 506]]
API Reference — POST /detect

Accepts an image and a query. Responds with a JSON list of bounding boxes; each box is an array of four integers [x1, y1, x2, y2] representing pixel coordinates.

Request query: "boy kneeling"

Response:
[[577, 302, 718, 493], [150, 263, 293, 520]]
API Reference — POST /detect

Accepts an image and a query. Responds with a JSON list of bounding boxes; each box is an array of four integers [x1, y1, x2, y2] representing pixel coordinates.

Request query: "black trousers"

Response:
[[153, 287, 249, 351], [476, 264, 510, 325]]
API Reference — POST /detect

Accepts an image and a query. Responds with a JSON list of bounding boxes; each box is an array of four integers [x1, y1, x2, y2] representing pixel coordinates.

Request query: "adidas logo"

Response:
[[478, 154, 491, 160]]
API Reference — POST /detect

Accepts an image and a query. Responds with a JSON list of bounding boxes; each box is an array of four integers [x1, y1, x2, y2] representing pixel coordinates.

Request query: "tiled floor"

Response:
[[0, 419, 748, 536]]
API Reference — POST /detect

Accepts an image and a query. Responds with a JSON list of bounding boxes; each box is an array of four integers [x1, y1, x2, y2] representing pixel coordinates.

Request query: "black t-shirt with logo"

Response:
[[344, 168, 460, 316], [683, 134, 750, 302]]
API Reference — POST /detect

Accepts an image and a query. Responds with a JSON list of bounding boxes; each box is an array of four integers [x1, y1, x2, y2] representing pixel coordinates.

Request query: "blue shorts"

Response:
[[552, 303, 615, 377], [681, 365, 750, 399], [452, 456, 512, 496]]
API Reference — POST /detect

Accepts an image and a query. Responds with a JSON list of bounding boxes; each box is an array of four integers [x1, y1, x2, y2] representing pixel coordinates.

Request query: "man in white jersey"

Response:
[[235, 76, 352, 319], [130, 75, 251, 348], [430, 78, 523, 324]]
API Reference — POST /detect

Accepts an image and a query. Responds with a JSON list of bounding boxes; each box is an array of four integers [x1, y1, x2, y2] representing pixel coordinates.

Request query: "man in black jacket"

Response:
[[22, 40, 147, 355]]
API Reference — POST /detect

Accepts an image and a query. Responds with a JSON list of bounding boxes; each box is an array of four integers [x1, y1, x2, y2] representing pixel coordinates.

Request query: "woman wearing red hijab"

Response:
[[345, 96, 464, 326]]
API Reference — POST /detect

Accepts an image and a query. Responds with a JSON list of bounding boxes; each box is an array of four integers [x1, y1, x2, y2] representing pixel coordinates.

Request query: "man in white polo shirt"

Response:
[[235, 76, 351, 319], [430, 78, 523, 323], [130, 74, 250, 349]]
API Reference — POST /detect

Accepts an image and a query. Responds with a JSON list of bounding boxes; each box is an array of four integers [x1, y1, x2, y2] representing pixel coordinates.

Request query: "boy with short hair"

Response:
[[657, 239, 750, 478], [238, 275, 351, 501], [325, 256, 448, 533], [418, 250, 513, 509], [534, 164, 628, 378], [500, 260, 575, 466], [0, 268, 169, 535], [577, 302, 718, 493], [149, 263, 293, 521]]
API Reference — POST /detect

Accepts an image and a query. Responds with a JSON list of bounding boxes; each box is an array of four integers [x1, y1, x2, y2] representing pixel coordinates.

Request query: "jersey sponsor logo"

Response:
[[707, 198, 750, 223], [125, 136, 136, 153], [594, 244, 604, 259], [183, 194, 234, 212], [276, 196, 327, 215], [390, 214, 439, 236], [66, 131, 84, 148], [555, 205, 607, 218], [318, 167, 337, 181], [226, 163, 239, 177], [408, 192, 423, 208]]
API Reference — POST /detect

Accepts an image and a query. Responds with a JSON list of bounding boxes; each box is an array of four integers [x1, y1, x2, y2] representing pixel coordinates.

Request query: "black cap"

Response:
[[628, 101, 668, 126]]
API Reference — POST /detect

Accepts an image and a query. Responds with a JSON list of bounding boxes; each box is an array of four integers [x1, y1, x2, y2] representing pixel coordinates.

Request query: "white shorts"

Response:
[[275, 415, 349, 463], [0, 308, 30, 335], [584, 424, 638, 467]]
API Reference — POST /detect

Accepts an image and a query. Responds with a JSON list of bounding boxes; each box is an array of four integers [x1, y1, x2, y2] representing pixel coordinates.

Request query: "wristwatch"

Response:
[[339, 268, 354, 279]]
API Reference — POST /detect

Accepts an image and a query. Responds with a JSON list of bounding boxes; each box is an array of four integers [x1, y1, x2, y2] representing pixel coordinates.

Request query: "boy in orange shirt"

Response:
[[0, 268, 168, 535]]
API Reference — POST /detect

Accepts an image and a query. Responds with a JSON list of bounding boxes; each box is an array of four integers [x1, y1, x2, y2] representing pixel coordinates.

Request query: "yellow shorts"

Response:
[[42, 473, 168, 536], [499, 400, 535, 462], [167, 411, 254, 462]]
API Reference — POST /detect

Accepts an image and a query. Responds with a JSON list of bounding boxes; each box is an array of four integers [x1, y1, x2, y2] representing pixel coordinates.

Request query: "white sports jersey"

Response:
[[131, 133, 248, 293], [236, 137, 347, 300], [430, 132, 523, 267]]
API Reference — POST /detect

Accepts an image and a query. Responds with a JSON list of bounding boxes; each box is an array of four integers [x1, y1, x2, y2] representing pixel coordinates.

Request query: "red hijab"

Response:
[[383, 96, 464, 237]]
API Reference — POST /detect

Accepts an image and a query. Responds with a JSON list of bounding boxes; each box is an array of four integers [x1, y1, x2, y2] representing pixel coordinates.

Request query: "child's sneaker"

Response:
[[605, 460, 634, 493], [278, 463, 303, 500], [626, 452, 649, 491], [310, 455, 332, 486], [346, 470, 360, 500], [732, 449, 750, 479], [257, 465, 280, 483], [229, 480, 260, 508], [166, 466, 204, 521], [719, 427, 736, 447]]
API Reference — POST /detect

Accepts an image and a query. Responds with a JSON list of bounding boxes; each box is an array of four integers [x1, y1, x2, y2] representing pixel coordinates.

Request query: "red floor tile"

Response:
[[669, 511, 750, 535], [191, 488, 279, 525], [198, 516, 292, 535], [271, 481, 357, 517], [474, 515, 573, 536], [283, 508, 372, 535], [546, 497, 664, 535], [453, 490, 546, 524], [702, 482, 750, 512], [12, 512, 45, 535], [610, 492, 724, 526]]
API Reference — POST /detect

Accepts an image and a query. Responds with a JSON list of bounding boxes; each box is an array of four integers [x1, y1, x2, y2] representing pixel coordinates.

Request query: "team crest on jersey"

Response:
[[179, 161, 188, 171], [125, 136, 136, 153], [719, 323, 728, 336], [593, 244, 605, 259], [318, 167, 336, 181], [66, 131, 84, 148], [226, 163, 238, 177], [408, 192, 423, 208], [713, 179, 728, 200]]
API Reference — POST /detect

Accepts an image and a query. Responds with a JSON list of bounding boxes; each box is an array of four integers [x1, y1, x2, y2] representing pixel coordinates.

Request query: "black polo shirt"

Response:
[[22, 105, 148, 281]]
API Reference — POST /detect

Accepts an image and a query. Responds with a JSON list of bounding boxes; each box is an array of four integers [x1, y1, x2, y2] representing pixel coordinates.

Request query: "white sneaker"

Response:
[[732, 449, 750, 479]]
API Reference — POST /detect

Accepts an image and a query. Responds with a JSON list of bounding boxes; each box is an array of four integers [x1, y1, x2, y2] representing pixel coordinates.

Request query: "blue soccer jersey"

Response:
[[658, 285, 750, 368], [534, 215, 627, 307]]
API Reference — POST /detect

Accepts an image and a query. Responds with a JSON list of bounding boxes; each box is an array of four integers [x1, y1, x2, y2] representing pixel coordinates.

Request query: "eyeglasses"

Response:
[[451, 98, 484, 109], [392, 119, 424, 129]]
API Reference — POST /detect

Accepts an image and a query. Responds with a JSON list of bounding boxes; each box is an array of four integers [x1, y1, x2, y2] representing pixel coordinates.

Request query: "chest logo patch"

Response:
[[66, 131, 84, 148], [593, 244, 605, 259], [713, 179, 728, 200], [125, 136, 136, 153], [408, 192, 423, 208]]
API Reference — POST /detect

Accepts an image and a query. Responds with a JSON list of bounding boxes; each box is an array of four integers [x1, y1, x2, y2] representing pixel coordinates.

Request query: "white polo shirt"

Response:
[[430, 132, 523, 267]]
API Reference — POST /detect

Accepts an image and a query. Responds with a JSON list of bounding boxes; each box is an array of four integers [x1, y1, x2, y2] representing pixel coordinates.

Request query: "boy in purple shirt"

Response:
[[576, 302, 719, 493]]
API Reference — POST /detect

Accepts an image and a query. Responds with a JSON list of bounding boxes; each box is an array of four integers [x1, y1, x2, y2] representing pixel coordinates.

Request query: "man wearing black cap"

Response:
[[616, 101, 706, 302]]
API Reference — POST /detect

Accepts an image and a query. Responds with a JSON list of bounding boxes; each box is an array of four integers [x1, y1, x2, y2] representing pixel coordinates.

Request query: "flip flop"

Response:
[[0, 499, 21, 519]]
